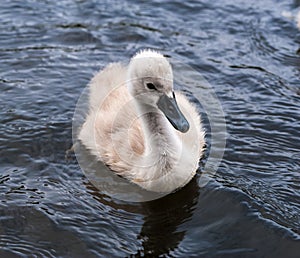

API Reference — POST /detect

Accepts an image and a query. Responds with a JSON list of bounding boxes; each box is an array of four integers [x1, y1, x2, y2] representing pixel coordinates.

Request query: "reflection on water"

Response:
[[85, 176, 199, 257], [1, 0, 300, 257], [137, 178, 199, 257]]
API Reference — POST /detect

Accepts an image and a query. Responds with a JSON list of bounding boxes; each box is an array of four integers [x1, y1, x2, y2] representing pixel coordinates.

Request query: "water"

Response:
[[1, 0, 300, 257]]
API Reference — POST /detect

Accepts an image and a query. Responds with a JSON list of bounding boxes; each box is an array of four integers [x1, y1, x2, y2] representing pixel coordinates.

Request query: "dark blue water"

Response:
[[1, 0, 300, 257]]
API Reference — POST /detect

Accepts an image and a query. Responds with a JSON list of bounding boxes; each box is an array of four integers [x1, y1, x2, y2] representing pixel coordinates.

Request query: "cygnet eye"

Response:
[[146, 83, 157, 90]]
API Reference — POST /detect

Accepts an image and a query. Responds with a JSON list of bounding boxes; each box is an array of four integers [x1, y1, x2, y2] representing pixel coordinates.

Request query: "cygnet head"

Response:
[[128, 49, 173, 104], [127, 49, 189, 133]]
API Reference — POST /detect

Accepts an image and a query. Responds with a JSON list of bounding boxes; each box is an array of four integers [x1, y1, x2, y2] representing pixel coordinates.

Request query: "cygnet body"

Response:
[[79, 49, 205, 193]]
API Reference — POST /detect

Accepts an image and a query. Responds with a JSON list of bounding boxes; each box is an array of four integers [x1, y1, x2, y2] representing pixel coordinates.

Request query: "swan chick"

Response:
[[79, 49, 205, 193]]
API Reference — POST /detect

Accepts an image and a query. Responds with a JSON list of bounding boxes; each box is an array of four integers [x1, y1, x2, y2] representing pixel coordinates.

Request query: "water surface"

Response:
[[1, 0, 300, 257]]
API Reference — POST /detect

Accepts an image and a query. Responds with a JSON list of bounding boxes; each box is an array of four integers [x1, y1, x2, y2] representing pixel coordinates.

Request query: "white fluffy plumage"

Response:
[[79, 50, 205, 193]]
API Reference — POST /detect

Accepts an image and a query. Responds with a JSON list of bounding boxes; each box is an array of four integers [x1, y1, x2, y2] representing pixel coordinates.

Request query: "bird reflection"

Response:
[[136, 176, 199, 257], [85, 173, 200, 257]]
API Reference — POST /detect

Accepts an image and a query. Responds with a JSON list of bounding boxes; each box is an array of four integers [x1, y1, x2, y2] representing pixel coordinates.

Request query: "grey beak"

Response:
[[157, 92, 190, 133]]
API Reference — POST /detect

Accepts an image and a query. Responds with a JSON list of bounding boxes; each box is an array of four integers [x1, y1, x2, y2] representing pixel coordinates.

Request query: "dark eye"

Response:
[[146, 83, 156, 90]]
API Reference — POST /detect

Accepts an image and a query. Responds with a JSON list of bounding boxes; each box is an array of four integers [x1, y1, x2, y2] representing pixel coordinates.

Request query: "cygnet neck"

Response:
[[137, 103, 181, 159]]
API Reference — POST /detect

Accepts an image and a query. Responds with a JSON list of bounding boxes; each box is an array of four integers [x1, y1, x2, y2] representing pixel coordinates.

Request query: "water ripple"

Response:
[[0, 0, 300, 256]]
